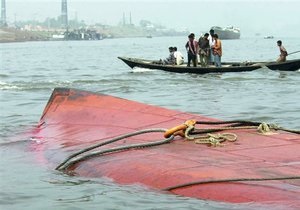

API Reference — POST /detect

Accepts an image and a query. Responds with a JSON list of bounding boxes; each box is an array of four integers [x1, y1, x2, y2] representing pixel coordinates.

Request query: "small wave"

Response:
[[131, 67, 157, 73], [0, 73, 9, 78], [0, 80, 72, 91], [0, 81, 21, 90]]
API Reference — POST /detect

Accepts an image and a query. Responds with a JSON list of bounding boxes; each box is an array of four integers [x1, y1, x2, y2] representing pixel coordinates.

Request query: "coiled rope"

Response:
[[194, 120, 300, 134], [56, 128, 174, 171], [56, 120, 299, 171], [164, 120, 299, 146]]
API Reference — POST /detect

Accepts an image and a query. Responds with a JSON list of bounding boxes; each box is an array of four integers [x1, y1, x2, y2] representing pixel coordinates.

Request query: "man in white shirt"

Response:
[[173, 47, 184, 65], [207, 29, 215, 65]]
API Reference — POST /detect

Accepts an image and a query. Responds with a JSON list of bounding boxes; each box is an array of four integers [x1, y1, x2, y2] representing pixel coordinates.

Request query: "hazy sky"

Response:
[[5, 0, 300, 37]]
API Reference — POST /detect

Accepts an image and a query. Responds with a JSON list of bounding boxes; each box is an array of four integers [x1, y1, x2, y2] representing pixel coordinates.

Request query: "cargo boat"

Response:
[[210, 26, 240, 39]]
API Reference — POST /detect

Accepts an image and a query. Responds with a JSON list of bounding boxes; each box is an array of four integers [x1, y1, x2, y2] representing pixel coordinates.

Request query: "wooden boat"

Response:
[[28, 88, 300, 209], [118, 57, 262, 74], [118, 57, 300, 73], [264, 59, 300, 71]]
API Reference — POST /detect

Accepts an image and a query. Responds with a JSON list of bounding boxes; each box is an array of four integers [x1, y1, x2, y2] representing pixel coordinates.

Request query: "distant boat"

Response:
[[210, 26, 240, 39], [264, 36, 274, 39], [146, 35, 152, 38], [51, 34, 65, 40]]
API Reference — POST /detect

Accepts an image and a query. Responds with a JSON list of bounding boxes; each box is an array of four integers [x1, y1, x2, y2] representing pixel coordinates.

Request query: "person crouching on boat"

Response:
[[185, 33, 198, 67], [198, 33, 210, 67], [276, 40, 288, 62], [163, 46, 176, 65], [212, 34, 222, 67], [173, 47, 184, 65]]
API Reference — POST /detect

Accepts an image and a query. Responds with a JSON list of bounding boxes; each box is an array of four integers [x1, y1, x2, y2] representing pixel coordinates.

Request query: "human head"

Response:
[[213, 34, 219, 39], [188, 33, 195, 40], [277, 40, 282, 46], [204, 33, 209, 38], [173, 47, 177, 51], [169, 46, 174, 52], [209, 29, 214, 35]]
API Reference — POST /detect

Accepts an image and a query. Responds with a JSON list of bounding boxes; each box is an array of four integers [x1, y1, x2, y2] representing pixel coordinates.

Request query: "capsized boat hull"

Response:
[[29, 88, 300, 208]]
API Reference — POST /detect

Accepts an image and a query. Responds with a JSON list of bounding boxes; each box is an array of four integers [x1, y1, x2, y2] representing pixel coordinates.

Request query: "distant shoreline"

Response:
[[0, 26, 189, 43], [0, 28, 49, 43]]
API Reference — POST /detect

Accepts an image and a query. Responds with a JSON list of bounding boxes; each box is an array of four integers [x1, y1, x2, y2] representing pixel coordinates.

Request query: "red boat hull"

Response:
[[29, 88, 300, 208]]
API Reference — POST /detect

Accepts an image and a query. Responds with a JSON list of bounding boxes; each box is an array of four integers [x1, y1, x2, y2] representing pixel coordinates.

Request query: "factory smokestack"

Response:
[[1, 0, 7, 27], [61, 0, 68, 29]]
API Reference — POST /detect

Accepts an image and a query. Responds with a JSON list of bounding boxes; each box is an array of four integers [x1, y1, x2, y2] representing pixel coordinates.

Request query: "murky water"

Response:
[[0, 36, 299, 209]]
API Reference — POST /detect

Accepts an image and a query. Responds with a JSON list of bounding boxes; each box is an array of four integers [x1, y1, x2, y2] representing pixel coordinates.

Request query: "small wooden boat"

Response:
[[28, 88, 300, 208], [264, 59, 300, 71], [118, 57, 300, 74], [118, 57, 262, 74]]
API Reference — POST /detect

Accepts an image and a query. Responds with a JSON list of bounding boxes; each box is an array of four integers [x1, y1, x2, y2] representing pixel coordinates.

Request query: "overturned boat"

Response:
[[118, 57, 300, 74], [27, 88, 300, 209]]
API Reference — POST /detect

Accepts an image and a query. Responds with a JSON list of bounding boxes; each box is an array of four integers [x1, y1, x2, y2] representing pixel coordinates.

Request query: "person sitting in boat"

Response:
[[173, 47, 184, 65], [185, 33, 198, 67], [163, 46, 176, 65], [276, 40, 288, 62], [198, 33, 210, 67], [212, 34, 222, 67]]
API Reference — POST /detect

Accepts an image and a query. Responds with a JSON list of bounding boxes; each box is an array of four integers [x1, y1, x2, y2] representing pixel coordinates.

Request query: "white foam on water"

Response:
[[131, 67, 157, 72]]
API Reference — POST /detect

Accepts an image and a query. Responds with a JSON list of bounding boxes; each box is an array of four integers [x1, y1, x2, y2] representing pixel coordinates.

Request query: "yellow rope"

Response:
[[187, 133, 237, 147], [257, 122, 277, 135], [165, 120, 297, 147], [184, 122, 281, 146]]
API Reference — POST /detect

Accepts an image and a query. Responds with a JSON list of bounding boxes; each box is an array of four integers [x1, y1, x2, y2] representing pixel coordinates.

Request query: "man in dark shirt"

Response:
[[198, 33, 210, 67], [185, 33, 198, 67]]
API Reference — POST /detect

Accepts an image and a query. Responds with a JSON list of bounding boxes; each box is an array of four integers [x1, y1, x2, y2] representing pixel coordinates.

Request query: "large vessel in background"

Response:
[[211, 26, 241, 39]]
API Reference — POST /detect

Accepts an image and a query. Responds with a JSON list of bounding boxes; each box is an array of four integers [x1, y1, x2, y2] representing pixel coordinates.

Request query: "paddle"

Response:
[[288, 50, 300, 56]]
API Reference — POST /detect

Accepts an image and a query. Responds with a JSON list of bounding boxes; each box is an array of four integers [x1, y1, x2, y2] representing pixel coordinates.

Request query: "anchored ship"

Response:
[[211, 26, 241, 39]]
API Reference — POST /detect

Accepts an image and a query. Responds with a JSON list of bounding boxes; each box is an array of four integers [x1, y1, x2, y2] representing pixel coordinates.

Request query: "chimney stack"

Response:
[[1, 0, 7, 27]]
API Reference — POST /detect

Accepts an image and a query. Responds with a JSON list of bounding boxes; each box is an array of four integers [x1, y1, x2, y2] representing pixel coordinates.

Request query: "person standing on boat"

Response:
[[276, 40, 288, 62], [212, 34, 222, 67], [185, 33, 198, 67], [198, 33, 210, 67], [173, 47, 184, 65], [208, 29, 215, 65]]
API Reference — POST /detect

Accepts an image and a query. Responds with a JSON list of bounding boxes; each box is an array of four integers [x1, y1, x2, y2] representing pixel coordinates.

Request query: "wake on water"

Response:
[[131, 67, 158, 73]]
